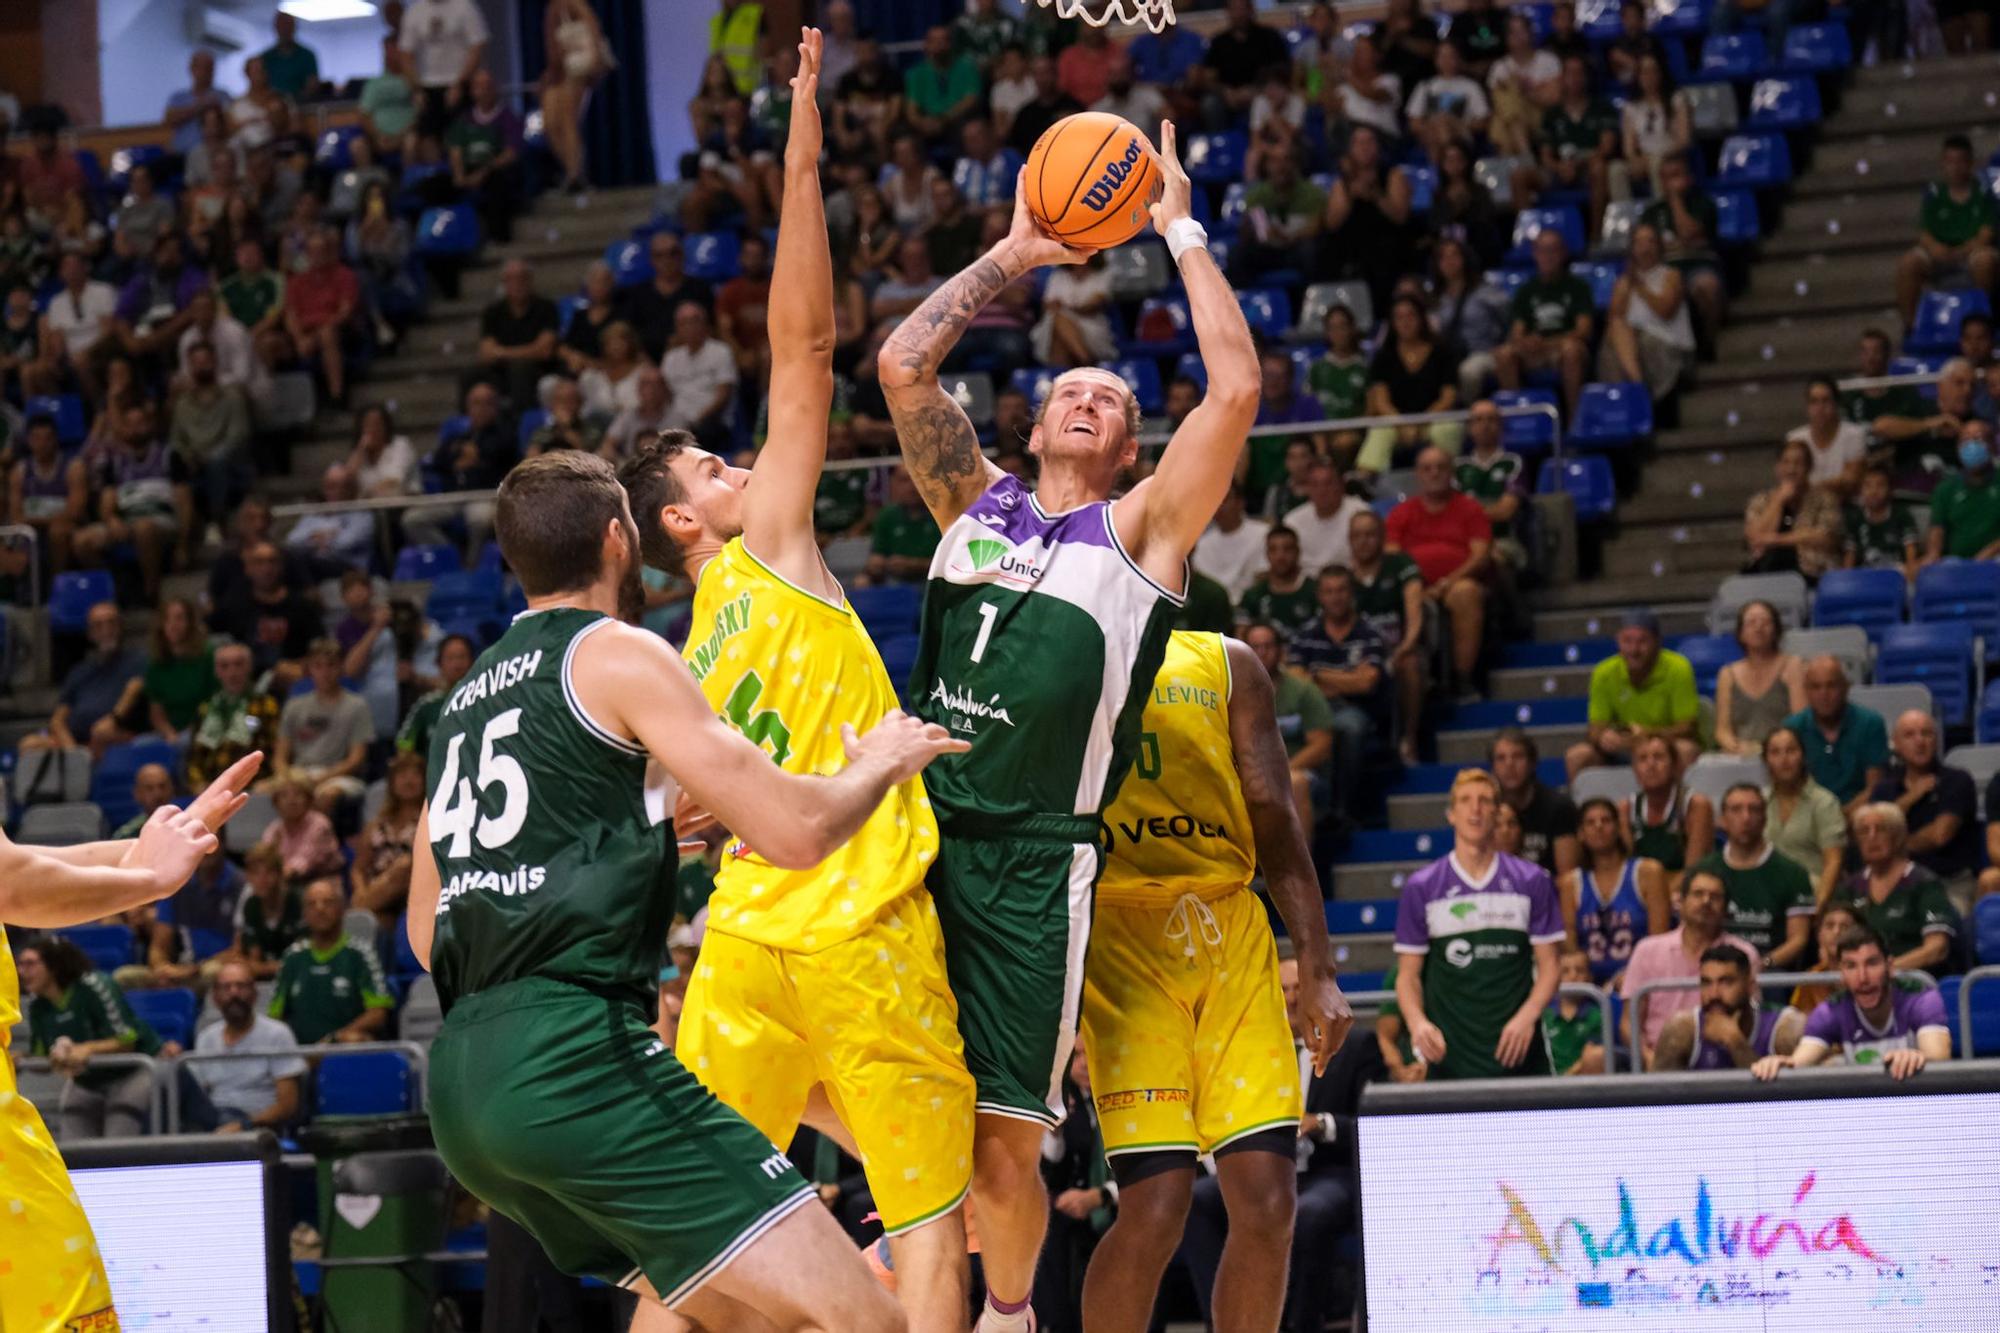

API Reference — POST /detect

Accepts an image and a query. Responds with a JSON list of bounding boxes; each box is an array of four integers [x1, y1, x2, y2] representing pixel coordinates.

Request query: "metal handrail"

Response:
[[1339, 980, 1616, 1073], [1627, 968, 1940, 1070], [13, 1052, 165, 1133], [1959, 965, 2000, 1061], [168, 1040, 428, 1134], [1835, 372, 1945, 392]]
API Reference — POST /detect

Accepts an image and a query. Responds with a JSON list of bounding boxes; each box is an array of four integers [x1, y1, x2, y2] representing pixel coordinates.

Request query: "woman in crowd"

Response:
[[1356, 293, 1461, 479], [259, 775, 345, 886], [229, 56, 285, 153], [144, 597, 217, 739], [1743, 438, 1841, 579], [1618, 53, 1690, 199], [18, 936, 164, 1141], [687, 55, 738, 144], [579, 320, 646, 419], [1495, 799, 1527, 858], [559, 261, 621, 374], [880, 132, 940, 233], [1712, 599, 1807, 756], [1486, 12, 1562, 157], [849, 184, 901, 279], [347, 180, 418, 340], [1318, 125, 1414, 313], [1600, 221, 1694, 404], [1619, 732, 1714, 880], [1763, 724, 1847, 905], [1429, 235, 1512, 403], [1427, 139, 1503, 270], [349, 404, 418, 498], [1032, 252, 1117, 368], [540, 0, 615, 193], [1560, 797, 1671, 989], [351, 752, 427, 935]]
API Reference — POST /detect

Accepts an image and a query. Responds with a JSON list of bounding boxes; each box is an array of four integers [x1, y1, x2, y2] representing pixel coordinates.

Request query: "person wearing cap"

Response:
[[1925, 424, 2000, 561], [1567, 609, 1701, 782]]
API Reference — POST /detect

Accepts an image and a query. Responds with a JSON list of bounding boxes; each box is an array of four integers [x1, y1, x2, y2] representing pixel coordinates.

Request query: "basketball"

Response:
[[1024, 111, 1162, 250]]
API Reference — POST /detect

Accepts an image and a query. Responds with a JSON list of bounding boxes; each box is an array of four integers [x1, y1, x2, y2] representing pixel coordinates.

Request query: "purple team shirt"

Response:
[[1800, 986, 1949, 1063]]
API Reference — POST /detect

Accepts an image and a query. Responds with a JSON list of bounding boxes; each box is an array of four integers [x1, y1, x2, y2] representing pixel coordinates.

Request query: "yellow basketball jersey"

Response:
[[1097, 631, 1255, 908], [684, 539, 938, 950], [0, 923, 16, 1042]]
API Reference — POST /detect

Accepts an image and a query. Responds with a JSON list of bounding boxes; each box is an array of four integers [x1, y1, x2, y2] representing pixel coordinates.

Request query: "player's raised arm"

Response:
[[1223, 637, 1353, 1071], [1119, 122, 1260, 569], [876, 173, 1088, 528], [742, 27, 836, 579], [0, 806, 221, 927]]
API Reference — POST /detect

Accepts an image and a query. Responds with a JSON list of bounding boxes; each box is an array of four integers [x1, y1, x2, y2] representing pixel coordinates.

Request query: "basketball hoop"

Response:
[[1034, 0, 1178, 35]]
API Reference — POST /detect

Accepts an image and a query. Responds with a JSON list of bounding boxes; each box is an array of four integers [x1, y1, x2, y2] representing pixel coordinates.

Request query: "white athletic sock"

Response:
[[977, 1297, 1033, 1333]]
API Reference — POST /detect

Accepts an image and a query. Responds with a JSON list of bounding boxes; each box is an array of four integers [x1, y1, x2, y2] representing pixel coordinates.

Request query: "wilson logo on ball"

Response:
[[1079, 140, 1146, 213]]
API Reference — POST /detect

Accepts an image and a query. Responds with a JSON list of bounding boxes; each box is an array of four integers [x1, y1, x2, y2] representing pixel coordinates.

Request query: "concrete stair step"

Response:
[[1388, 792, 1448, 830], [1673, 382, 1816, 432], [1438, 722, 1586, 764], [1330, 860, 1424, 899], [1713, 318, 1878, 372], [1758, 219, 1916, 260], [1849, 52, 2000, 88], [1531, 604, 1708, 641], [1488, 663, 1594, 702], [1329, 934, 1398, 975], [1615, 481, 1750, 522], [1793, 127, 2000, 197], [1738, 252, 1900, 299], [1778, 189, 1927, 235], [1819, 77, 2000, 137], [1653, 423, 1793, 454], [1532, 569, 1722, 608], [1601, 529, 1746, 576]]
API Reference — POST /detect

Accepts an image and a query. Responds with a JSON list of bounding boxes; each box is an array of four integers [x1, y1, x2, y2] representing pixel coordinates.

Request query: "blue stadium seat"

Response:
[[1716, 135, 1792, 190], [1568, 382, 1654, 451], [1402, 163, 1437, 213], [1649, 0, 1711, 37], [1537, 456, 1616, 521], [1713, 190, 1761, 245], [1697, 32, 1769, 82], [1097, 358, 1165, 415], [1010, 366, 1060, 408], [1812, 567, 1905, 639], [476, 541, 506, 576], [1779, 22, 1853, 73], [1576, 0, 1620, 39], [414, 205, 481, 258], [1492, 388, 1560, 452], [1674, 634, 1743, 696], [50, 570, 115, 634], [1184, 131, 1248, 185], [1913, 559, 2000, 651], [1484, 267, 1534, 299], [92, 738, 179, 830], [62, 924, 136, 974], [427, 570, 504, 626], [315, 1050, 414, 1117], [1875, 622, 1976, 725], [1506, 206, 1586, 264], [604, 237, 652, 287], [683, 231, 741, 282], [1569, 259, 1623, 311], [1326, 900, 1395, 934], [314, 125, 365, 172], [1122, 295, 1195, 357], [1906, 289, 1992, 355], [555, 295, 583, 334], [1960, 970, 2000, 1056], [876, 633, 920, 689], [846, 584, 922, 637], [1977, 897, 2000, 965], [23, 393, 86, 446], [517, 407, 550, 449], [1746, 76, 1822, 131], [105, 144, 166, 191], [127, 988, 197, 1048], [394, 544, 462, 581], [1890, 352, 1950, 378], [1173, 351, 1208, 391], [1217, 181, 1251, 233], [1237, 288, 1293, 338]]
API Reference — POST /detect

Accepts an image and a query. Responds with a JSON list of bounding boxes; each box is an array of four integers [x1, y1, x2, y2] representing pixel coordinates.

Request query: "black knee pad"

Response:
[[1213, 1126, 1295, 1163], [1108, 1147, 1199, 1191]]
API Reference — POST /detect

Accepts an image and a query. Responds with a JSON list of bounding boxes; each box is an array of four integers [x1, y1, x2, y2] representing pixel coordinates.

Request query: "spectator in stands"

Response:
[[525, 376, 607, 457], [1569, 608, 1700, 779], [953, 117, 1023, 210], [1330, 32, 1403, 144], [178, 288, 258, 397], [165, 49, 231, 158], [1650, 942, 1797, 1071], [1693, 783, 1815, 969], [1617, 53, 1688, 199], [444, 66, 525, 242], [1237, 525, 1319, 641], [218, 539, 324, 684], [1429, 239, 1510, 404], [1541, 946, 1607, 1075], [359, 41, 419, 153], [1407, 40, 1489, 160], [111, 165, 176, 264], [619, 233, 713, 363], [221, 237, 290, 367], [1193, 483, 1270, 603], [19, 937, 163, 1140], [1620, 868, 1759, 1066], [1318, 127, 1415, 314], [180, 959, 305, 1135], [1764, 724, 1848, 903], [1786, 655, 1891, 816], [1619, 732, 1713, 880], [232, 844, 302, 980], [1491, 727, 1580, 880], [283, 228, 358, 408], [228, 56, 285, 153], [122, 842, 242, 992], [187, 642, 282, 794], [1926, 424, 2000, 559], [407, 382, 514, 550], [399, 0, 490, 136], [1347, 506, 1425, 764], [1895, 134, 1997, 330], [259, 10, 321, 101], [207, 494, 309, 608], [558, 263, 620, 375], [1712, 599, 1807, 757], [1258, 438, 1315, 520], [982, 45, 1037, 145], [1843, 327, 1928, 434], [1234, 146, 1324, 282], [349, 405, 419, 498], [170, 340, 254, 530], [1387, 446, 1492, 702], [397, 632, 475, 757], [1246, 352, 1326, 503], [905, 24, 983, 142], [1641, 153, 1725, 346], [284, 464, 375, 575], [1484, 11, 1561, 157], [1495, 228, 1595, 416], [1240, 620, 1336, 829], [24, 599, 146, 759], [1056, 23, 1115, 107], [0, 283, 54, 402], [1841, 801, 1962, 975], [1561, 795, 1672, 988], [1005, 53, 1083, 156], [76, 400, 192, 603], [1448, 0, 1508, 74], [1091, 45, 1167, 132], [144, 596, 217, 741], [1306, 306, 1369, 462], [1292, 565, 1390, 823], [1789, 897, 1861, 1014], [1743, 438, 1841, 580], [928, 177, 986, 276], [114, 232, 208, 373], [1788, 376, 1869, 498], [17, 121, 85, 227], [1357, 294, 1461, 479], [1202, 0, 1289, 119], [1843, 462, 1922, 577], [270, 878, 392, 1045], [42, 251, 120, 404], [1870, 711, 1980, 902], [864, 466, 941, 585], [10, 412, 86, 575], [1753, 924, 1951, 1080], [350, 751, 425, 935], [716, 233, 773, 384], [951, 0, 1016, 70], [1031, 252, 1117, 369], [260, 778, 345, 887], [606, 367, 673, 459], [659, 300, 739, 451], [475, 258, 559, 411], [1454, 399, 1526, 556], [108, 762, 177, 840], [275, 638, 376, 813], [1601, 221, 1694, 404], [1284, 455, 1372, 577]]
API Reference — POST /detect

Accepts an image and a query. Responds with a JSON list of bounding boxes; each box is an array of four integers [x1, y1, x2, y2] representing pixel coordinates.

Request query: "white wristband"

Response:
[[1165, 217, 1208, 264]]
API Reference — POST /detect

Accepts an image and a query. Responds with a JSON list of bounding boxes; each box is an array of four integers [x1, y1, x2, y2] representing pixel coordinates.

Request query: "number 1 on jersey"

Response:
[[970, 601, 998, 663]]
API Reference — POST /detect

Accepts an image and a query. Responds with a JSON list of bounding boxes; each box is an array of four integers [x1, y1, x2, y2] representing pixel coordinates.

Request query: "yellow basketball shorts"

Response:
[[1081, 887, 1302, 1158], [678, 885, 976, 1235], [0, 1059, 120, 1331]]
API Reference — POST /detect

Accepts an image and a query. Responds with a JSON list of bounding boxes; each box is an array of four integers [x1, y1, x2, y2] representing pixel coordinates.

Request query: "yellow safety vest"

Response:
[[709, 2, 764, 96]]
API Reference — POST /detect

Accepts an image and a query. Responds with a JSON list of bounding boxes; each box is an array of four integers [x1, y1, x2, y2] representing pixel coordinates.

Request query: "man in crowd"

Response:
[[1926, 424, 2000, 559], [1894, 134, 1997, 330], [1842, 328, 1933, 431], [1283, 455, 1371, 578], [619, 231, 713, 362], [1005, 55, 1083, 155], [270, 879, 393, 1045], [660, 300, 739, 451], [396, 633, 476, 757], [109, 764, 176, 840], [1621, 868, 1761, 1068], [953, 118, 1023, 209], [211, 541, 322, 680], [1244, 620, 1335, 830], [187, 642, 282, 793], [715, 233, 775, 382], [41, 251, 119, 403], [1237, 524, 1320, 642], [1526, 55, 1619, 266], [259, 11, 322, 101], [477, 258, 560, 410], [1753, 925, 1952, 1079], [1690, 784, 1815, 971], [1841, 803, 1961, 975], [1203, 0, 1290, 117], [1871, 710, 1980, 899], [1235, 146, 1325, 282], [164, 50, 230, 158], [904, 25, 983, 141], [1291, 566, 1389, 827], [1193, 483, 1271, 603], [406, 381, 515, 550], [1454, 399, 1527, 555], [275, 639, 376, 812], [1495, 228, 1595, 416], [170, 339, 254, 529], [524, 376, 606, 457], [120, 845, 243, 991], [400, 0, 490, 134], [1783, 656, 1889, 817], [1386, 446, 1492, 704], [863, 465, 941, 584], [606, 367, 674, 458], [24, 602, 145, 760], [1490, 727, 1579, 880], [284, 464, 375, 575], [284, 230, 359, 407], [1649, 943, 1798, 1071], [1347, 508, 1425, 767], [181, 960, 306, 1134], [73, 400, 192, 604], [1640, 153, 1726, 345], [1568, 608, 1700, 779]]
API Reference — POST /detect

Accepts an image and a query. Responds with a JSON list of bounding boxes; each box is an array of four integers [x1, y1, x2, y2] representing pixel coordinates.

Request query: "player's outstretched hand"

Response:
[[1299, 962, 1354, 1075], [787, 27, 823, 161], [1148, 120, 1192, 237], [1410, 1017, 1448, 1066], [842, 710, 971, 784], [126, 806, 221, 897], [1005, 169, 1095, 271], [186, 750, 264, 836]]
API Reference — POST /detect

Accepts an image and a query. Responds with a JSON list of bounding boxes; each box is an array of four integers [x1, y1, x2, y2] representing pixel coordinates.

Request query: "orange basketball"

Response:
[[1024, 111, 1162, 250]]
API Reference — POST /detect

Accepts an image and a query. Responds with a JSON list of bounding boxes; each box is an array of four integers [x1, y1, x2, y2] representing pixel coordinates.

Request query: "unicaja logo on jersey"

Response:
[[1080, 140, 1145, 212], [966, 538, 1009, 570], [1445, 938, 1475, 968]]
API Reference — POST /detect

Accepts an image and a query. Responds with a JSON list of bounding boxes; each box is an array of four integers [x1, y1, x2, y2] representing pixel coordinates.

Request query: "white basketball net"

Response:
[[1035, 0, 1179, 34]]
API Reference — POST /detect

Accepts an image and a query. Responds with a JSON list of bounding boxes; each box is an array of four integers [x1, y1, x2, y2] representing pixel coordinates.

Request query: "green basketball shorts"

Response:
[[429, 977, 814, 1305], [926, 817, 1100, 1126]]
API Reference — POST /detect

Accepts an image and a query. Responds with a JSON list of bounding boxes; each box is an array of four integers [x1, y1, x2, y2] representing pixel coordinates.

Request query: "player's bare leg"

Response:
[[1078, 1167, 1194, 1332], [971, 1112, 1054, 1328], [1208, 1149, 1298, 1333], [626, 1202, 905, 1333]]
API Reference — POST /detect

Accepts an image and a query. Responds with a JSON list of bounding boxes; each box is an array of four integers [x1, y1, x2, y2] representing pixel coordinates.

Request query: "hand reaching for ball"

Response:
[[1148, 120, 1192, 236], [1004, 168, 1096, 272]]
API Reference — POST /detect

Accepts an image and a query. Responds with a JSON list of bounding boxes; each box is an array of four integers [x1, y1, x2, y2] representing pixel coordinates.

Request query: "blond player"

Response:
[[1078, 631, 1351, 1333], [0, 752, 262, 1332], [619, 29, 975, 1333]]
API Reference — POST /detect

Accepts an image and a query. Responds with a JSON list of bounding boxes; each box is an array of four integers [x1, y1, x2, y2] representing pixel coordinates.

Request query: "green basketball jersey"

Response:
[[913, 475, 1180, 831], [425, 607, 674, 1012]]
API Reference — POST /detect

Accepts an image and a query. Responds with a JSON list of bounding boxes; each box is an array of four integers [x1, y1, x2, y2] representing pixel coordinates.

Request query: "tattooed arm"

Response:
[[877, 174, 1089, 529]]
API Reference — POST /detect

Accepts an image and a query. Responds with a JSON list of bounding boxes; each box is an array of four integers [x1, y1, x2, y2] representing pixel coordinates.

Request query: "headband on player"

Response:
[[1036, 0, 1179, 35]]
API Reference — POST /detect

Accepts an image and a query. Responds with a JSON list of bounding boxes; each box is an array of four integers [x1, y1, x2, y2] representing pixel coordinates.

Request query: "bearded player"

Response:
[[875, 126, 1344, 1332], [0, 751, 262, 1332], [1080, 630, 1351, 1333], [618, 29, 976, 1333]]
